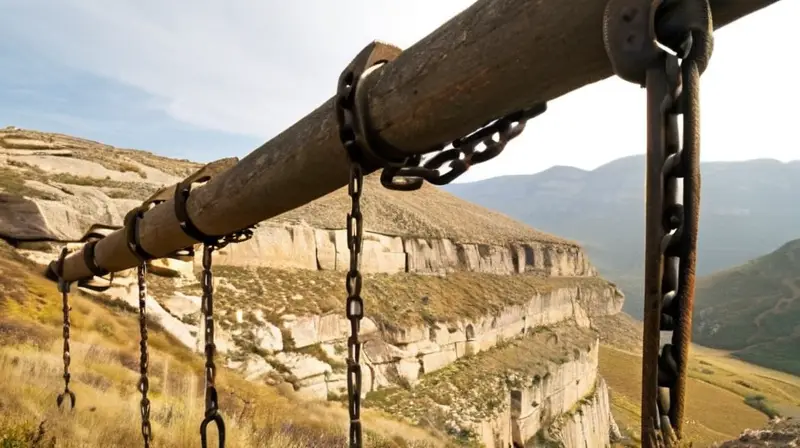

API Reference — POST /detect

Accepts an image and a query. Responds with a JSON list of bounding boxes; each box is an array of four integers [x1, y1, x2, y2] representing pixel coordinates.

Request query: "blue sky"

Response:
[[0, 0, 796, 180]]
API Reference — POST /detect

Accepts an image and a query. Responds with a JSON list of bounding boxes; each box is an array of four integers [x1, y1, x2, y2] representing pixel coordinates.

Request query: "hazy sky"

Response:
[[0, 0, 796, 183]]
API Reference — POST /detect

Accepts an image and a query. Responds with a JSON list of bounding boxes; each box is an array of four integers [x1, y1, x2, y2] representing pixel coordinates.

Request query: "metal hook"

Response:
[[56, 389, 76, 410], [200, 410, 226, 448]]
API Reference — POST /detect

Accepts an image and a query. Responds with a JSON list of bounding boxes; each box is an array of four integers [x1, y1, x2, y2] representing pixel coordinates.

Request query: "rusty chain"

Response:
[[336, 43, 381, 448], [137, 262, 153, 447], [54, 247, 76, 410], [336, 41, 548, 447], [604, 0, 712, 446], [380, 104, 547, 189], [200, 242, 226, 448]]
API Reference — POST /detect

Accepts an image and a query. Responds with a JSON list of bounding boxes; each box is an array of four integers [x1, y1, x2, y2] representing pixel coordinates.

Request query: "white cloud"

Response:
[[1, 0, 797, 180]]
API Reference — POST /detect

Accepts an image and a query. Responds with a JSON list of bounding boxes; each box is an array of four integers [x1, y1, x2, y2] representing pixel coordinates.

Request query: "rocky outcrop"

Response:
[[543, 378, 613, 448], [470, 340, 605, 448], [715, 418, 800, 447], [204, 222, 597, 277]]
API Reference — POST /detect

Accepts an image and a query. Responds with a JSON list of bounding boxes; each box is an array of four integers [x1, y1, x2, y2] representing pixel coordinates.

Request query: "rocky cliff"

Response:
[[1, 128, 624, 447]]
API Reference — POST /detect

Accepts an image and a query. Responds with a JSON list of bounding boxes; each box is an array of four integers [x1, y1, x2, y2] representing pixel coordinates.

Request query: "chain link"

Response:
[[654, 40, 703, 445], [381, 104, 547, 190], [55, 247, 76, 410], [200, 243, 227, 448], [604, 1, 711, 445], [137, 262, 153, 447], [336, 43, 375, 448]]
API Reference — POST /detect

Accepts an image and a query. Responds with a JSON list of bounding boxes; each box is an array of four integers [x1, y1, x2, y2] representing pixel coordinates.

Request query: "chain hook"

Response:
[[199, 242, 226, 448], [53, 246, 76, 410]]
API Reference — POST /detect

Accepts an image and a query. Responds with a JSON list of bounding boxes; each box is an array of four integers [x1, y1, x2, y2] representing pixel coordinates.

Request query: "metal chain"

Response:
[[55, 247, 76, 410], [381, 103, 547, 190], [344, 160, 365, 448], [653, 37, 703, 445], [336, 44, 372, 448], [603, 1, 711, 446], [137, 262, 153, 447], [200, 243, 226, 448]]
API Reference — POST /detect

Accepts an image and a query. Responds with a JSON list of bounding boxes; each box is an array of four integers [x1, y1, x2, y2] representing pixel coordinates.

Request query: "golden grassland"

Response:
[[599, 315, 800, 447], [0, 242, 450, 448]]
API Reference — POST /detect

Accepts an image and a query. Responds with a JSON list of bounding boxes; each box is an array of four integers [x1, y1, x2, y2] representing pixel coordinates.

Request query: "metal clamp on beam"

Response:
[[125, 206, 157, 263]]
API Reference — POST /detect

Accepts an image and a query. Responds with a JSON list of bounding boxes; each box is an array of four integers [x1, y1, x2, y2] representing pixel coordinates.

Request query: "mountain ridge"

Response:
[[443, 154, 800, 319]]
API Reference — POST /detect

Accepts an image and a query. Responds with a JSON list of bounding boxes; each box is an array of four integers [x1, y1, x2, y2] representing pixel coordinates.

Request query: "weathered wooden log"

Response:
[[54, 0, 781, 282]]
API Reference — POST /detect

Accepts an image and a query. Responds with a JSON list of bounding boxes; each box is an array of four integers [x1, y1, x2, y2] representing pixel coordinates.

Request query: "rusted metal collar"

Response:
[[603, 0, 714, 86]]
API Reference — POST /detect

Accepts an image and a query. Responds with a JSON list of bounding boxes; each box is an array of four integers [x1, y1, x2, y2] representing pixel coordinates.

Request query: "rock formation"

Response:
[[2, 128, 625, 447]]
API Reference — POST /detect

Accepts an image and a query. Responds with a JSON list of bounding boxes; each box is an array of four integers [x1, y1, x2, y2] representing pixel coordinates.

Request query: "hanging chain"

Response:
[[54, 247, 76, 410], [654, 23, 705, 446], [335, 43, 381, 448], [604, 0, 712, 446], [137, 262, 153, 447], [380, 104, 547, 190], [200, 243, 226, 448]]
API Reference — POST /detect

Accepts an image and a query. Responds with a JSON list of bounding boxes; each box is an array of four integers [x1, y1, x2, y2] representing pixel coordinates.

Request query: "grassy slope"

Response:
[[155, 265, 612, 334], [692, 239, 800, 375], [596, 314, 800, 447], [0, 242, 449, 448]]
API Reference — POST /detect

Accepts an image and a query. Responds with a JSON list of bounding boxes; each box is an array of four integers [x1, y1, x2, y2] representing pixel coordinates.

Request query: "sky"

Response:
[[0, 0, 796, 183]]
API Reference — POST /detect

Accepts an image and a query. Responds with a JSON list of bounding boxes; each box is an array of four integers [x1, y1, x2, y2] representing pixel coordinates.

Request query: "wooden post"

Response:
[[54, 0, 781, 282]]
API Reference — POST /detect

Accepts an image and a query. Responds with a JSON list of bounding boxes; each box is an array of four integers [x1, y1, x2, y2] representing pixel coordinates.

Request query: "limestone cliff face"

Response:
[[209, 222, 596, 277], [2, 128, 624, 448]]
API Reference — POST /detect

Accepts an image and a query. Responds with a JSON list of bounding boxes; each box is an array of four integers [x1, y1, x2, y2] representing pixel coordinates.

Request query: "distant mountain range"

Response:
[[443, 155, 800, 319], [693, 239, 800, 375]]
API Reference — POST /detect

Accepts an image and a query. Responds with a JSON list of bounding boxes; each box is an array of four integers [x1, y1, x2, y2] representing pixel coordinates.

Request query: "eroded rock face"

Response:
[[463, 341, 615, 448], [715, 418, 800, 447], [2, 192, 598, 277]]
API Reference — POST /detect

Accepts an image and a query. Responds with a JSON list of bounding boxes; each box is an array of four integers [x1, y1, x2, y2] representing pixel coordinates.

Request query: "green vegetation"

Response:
[[692, 239, 800, 375]]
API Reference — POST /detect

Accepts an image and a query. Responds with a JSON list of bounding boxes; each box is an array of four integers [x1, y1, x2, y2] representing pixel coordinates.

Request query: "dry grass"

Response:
[[0, 241, 450, 448], [3, 159, 159, 200], [155, 265, 613, 333], [599, 343, 800, 447], [598, 314, 800, 446], [365, 324, 598, 445], [1, 128, 202, 178], [0, 165, 59, 200], [274, 172, 575, 246]]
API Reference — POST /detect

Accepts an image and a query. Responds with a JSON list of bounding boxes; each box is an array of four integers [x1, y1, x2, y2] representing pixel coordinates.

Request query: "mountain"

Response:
[[693, 239, 800, 375], [442, 155, 800, 319]]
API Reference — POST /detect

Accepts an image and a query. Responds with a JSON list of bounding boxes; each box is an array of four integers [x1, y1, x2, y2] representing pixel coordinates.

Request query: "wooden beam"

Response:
[[55, 0, 781, 282]]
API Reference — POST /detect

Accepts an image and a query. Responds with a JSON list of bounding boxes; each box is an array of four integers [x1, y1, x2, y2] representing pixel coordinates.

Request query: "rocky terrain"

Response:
[[0, 127, 624, 447], [3, 127, 795, 447]]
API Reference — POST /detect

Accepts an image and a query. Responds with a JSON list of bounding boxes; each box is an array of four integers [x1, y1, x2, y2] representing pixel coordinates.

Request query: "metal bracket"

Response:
[[603, 0, 664, 86]]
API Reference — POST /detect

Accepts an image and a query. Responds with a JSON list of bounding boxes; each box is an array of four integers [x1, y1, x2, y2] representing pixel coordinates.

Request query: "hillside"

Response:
[[693, 239, 800, 376], [0, 240, 447, 448], [596, 313, 800, 447], [2, 127, 797, 447], [442, 155, 800, 319], [0, 127, 621, 448]]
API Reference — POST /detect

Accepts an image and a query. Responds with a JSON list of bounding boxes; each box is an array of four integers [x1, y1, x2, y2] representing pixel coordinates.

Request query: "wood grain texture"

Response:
[[56, 0, 781, 282]]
